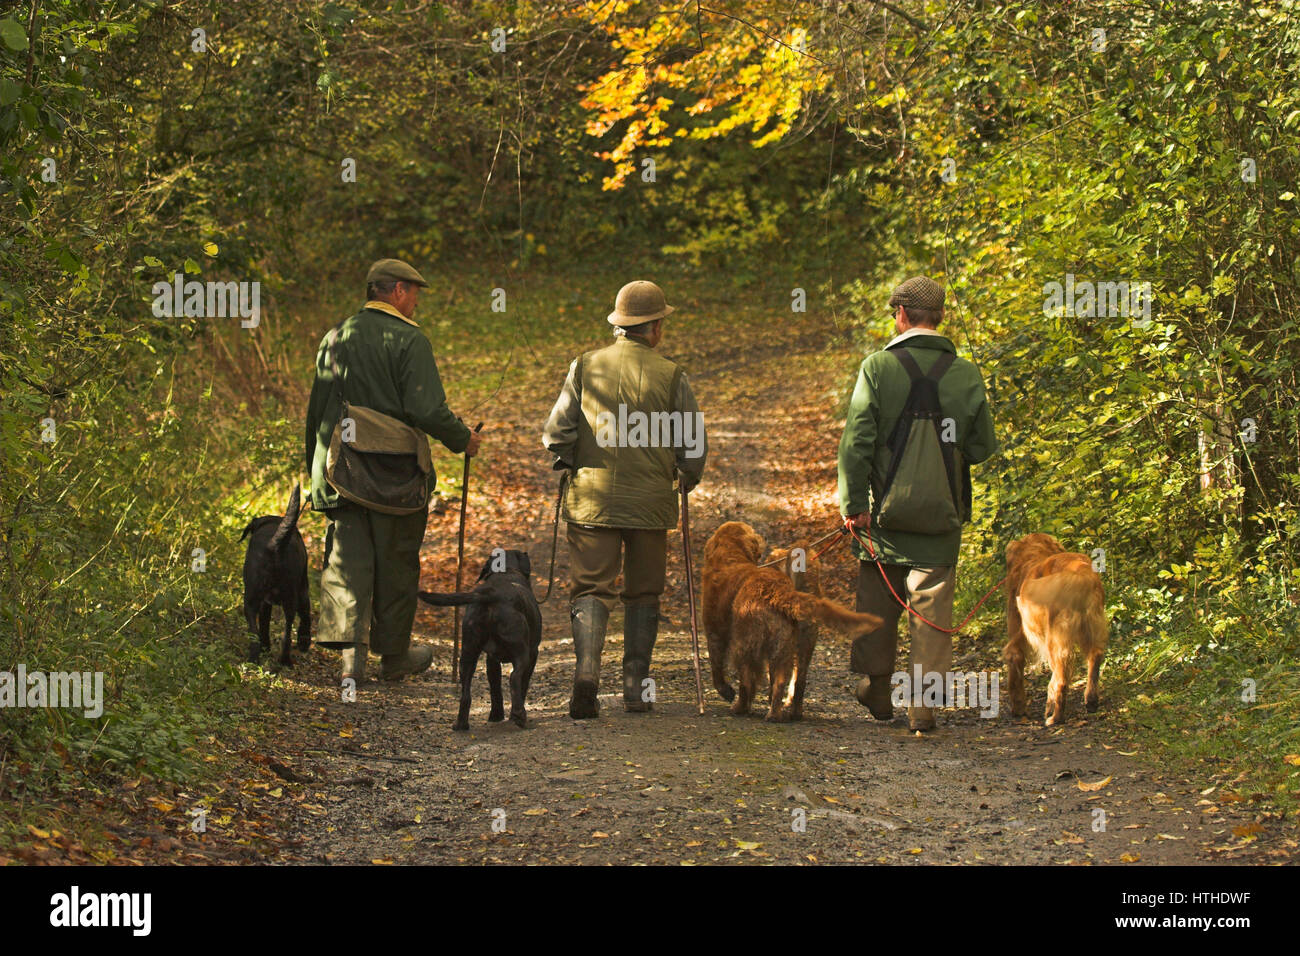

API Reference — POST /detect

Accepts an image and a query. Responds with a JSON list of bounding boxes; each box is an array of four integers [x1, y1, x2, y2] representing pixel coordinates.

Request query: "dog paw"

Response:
[[1085, 697, 1100, 713], [717, 684, 736, 702], [452, 720, 470, 732], [487, 709, 505, 723], [247, 640, 262, 664], [510, 712, 527, 729]]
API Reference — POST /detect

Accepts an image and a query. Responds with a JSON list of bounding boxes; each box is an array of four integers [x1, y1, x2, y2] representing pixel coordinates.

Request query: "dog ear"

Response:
[[477, 558, 495, 581], [516, 551, 531, 578]]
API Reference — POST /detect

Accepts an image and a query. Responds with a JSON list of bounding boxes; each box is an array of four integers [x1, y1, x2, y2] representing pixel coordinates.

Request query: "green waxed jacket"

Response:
[[837, 330, 997, 567], [305, 303, 472, 512]]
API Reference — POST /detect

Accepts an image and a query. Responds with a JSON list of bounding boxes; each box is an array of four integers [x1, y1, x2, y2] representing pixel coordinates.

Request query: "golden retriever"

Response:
[[1003, 533, 1108, 725], [703, 521, 882, 721]]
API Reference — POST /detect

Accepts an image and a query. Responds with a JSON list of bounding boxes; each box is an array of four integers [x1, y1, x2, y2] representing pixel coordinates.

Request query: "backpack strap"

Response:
[[890, 346, 955, 382], [874, 347, 962, 524]]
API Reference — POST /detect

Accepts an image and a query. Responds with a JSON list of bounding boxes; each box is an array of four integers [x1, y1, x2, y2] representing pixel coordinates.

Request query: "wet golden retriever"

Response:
[[1003, 533, 1108, 725], [703, 521, 882, 721]]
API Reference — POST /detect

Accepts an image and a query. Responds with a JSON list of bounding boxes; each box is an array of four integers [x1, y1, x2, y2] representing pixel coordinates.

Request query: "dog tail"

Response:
[[781, 591, 883, 638], [267, 485, 302, 552], [418, 590, 494, 607]]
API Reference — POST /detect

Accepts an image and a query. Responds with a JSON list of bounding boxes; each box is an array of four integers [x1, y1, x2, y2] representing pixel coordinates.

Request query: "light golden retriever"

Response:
[[1003, 533, 1108, 725]]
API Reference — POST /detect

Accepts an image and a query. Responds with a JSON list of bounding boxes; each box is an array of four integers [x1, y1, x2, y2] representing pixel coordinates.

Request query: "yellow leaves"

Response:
[[575, 3, 828, 189], [27, 824, 51, 839], [1282, 754, 1300, 766], [1077, 775, 1113, 792], [1119, 852, 1141, 863], [523, 808, 548, 816], [873, 84, 908, 109]]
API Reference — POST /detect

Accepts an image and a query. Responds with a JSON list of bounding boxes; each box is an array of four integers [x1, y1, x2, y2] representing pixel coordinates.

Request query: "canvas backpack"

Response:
[[872, 348, 968, 535]]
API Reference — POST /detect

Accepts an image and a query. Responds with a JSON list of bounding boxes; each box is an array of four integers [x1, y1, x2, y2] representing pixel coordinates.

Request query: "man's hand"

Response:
[[846, 513, 871, 530], [465, 430, 483, 458]]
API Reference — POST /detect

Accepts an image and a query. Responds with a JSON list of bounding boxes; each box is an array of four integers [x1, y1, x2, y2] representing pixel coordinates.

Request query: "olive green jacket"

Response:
[[838, 329, 997, 567], [305, 301, 472, 512], [542, 335, 707, 529]]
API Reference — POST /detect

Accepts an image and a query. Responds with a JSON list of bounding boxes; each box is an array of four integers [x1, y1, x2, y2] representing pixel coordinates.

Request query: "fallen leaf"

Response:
[[1119, 852, 1141, 863], [1077, 775, 1112, 792]]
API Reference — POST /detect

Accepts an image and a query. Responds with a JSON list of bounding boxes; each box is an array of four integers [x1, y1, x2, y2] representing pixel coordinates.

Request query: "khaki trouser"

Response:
[[851, 562, 956, 684], [567, 524, 667, 610], [317, 503, 428, 656]]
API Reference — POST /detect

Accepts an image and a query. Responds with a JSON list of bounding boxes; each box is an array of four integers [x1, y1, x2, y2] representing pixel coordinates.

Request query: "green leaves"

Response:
[[0, 17, 27, 51]]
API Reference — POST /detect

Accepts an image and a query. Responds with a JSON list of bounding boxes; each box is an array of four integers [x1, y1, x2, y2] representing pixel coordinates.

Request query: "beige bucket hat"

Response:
[[607, 280, 675, 327]]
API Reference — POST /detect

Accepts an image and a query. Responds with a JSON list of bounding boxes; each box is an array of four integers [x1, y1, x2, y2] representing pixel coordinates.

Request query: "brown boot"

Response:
[[908, 706, 936, 732], [855, 674, 894, 720], [380, 644, 433, 681]]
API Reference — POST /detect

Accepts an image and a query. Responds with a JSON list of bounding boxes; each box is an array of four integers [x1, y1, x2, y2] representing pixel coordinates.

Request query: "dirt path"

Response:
[[277, 305, 1285, 865]]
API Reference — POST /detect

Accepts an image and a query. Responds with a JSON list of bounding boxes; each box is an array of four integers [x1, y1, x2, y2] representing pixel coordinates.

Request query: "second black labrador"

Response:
[[240, 484, 311, 666], [419, 549, 541, 730]]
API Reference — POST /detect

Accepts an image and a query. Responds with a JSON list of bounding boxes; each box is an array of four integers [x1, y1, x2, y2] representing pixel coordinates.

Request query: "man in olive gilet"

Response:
[[542, 281, 708, 718], [305, 259, 482, 684]]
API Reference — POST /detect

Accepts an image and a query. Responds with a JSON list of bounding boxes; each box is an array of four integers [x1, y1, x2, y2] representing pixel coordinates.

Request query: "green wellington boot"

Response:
[[569, 597, 608, 719], [622, 602, 659, 713], [341, 643, 367, 684]]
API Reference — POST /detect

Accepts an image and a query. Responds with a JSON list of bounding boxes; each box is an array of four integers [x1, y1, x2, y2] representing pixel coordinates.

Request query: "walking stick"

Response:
[[679, 482, 706, 715], [452, 422, 483, 682]]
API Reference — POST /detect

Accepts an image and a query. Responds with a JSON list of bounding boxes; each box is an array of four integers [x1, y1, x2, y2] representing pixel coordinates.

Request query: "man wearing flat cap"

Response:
[[306, 259, 482, 683], [837, 275, 997, 731], [543, 280, 708, 719]]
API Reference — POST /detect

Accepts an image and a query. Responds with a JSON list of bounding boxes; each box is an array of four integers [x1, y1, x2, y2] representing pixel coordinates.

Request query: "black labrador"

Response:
[[241, 485, 311, 665], [419, 549, 541, 730]]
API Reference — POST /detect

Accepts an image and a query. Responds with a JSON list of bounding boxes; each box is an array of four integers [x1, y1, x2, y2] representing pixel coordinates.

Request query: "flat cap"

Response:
[[889, 275, 945, 312], [366, 258, 429, 287]]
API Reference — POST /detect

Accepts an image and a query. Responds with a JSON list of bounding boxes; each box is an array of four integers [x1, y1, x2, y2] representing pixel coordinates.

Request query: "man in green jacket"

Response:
[[838, 276, 997, 731], [305, 259, 482, 684], [542, 280, 708, 719]]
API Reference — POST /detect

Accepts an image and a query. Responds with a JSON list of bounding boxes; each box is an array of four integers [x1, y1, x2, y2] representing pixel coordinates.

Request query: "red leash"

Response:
[[845, 517, 1005, 635]]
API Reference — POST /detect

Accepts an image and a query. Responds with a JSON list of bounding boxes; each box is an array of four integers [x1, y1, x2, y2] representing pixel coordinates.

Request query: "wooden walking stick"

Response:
[[679, 481, 706, 715], [452, 422, 483, 682]]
